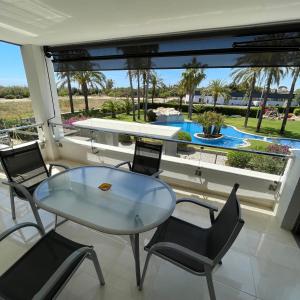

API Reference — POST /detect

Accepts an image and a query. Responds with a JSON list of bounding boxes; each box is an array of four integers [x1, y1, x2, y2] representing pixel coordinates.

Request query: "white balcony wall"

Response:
[[21, 45, 62, 160], [57, 137, 281, 209]]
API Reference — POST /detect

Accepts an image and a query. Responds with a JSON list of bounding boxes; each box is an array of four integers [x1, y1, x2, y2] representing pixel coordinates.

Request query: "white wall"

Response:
[[21, 45, 62, 161]]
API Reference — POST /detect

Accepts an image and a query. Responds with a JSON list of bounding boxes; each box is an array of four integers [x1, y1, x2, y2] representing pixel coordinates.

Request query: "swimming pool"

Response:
[[154, 121, 300, 149]]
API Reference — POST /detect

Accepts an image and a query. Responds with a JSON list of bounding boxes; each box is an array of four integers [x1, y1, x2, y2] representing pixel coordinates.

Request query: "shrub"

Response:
[[247, 155, 286, 175], [177, 131, 192, 151], [147, 103, 299, 117], [294, 108, 300, 116], [227, 151, 252, 169], [147, 109, 157, 122], [227, 143, 289, 175], [4, 94, 15, 99], [119, 134, 132, 144]]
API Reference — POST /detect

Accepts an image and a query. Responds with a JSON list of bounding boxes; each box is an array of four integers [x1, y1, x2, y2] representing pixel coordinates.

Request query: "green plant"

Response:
[[193, 104, 204, 114], [247, 155, 286, 175], [122, 98, 132, 115], [119, 134, 132, 144], [177, 131, 192, 151], [227, 151, 252, 168], [102, 100, 122, 118], [4, 94, 15, 99], [147, 109, 157, 122], [294, 108, 300, 116], [197, 111, 224, 137]]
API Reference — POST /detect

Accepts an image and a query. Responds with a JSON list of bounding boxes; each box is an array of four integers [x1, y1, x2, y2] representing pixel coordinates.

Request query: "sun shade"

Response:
[[45, 23, 300, 71]]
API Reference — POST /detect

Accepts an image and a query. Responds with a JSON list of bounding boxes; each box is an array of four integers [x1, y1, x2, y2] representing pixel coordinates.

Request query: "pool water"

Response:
[[155, 121, 300, 149]]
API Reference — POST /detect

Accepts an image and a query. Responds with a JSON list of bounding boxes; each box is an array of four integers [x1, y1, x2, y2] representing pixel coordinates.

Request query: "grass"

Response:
[[0, 96, 110, 120], [224, 117, 300, 140]]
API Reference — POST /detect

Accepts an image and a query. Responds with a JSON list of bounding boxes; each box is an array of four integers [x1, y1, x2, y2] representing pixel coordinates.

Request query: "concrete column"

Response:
[[21, 45, 62, 160], [277, 149, 300, 229]]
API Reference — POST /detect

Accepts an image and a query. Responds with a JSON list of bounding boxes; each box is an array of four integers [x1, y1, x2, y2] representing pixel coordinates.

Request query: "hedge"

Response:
[[146, 103, 299, 117]]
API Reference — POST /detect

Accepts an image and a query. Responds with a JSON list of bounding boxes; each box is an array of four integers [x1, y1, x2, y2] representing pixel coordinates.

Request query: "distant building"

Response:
[[185, 90, 299, 107]]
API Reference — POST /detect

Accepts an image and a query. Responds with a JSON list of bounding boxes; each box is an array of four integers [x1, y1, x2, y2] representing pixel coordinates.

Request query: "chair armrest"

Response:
[[2, 180, 33, 201], [32, 247, 92, 300], [149, 241, 214, 267], [0, 222, 43, 242], [151, 170, 163, 178], [49, 163, 70, 176], [176, 198, 218, 224], [114, 161, 132, 170]]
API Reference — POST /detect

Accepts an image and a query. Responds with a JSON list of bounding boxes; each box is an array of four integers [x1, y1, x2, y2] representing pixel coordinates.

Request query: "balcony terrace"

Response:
[[0, 161, 299, 300], [1, 1, 300, 299]]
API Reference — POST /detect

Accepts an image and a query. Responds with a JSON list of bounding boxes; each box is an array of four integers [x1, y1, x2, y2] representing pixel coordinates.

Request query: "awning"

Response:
[[45, 22, 300, 71]]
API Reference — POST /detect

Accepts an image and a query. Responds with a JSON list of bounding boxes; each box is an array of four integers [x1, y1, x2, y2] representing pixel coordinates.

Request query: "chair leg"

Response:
[[218, 260, 222, 265], [9, 187, 16, 220], [27, 197, 45, 235], [205, 267, 216, 300], [89, 249, 105, 286], [139, 251, 152, 291]]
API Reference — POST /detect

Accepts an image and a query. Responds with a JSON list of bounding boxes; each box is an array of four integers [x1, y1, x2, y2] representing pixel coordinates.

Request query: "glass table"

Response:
[[34, 165, 176, 286]]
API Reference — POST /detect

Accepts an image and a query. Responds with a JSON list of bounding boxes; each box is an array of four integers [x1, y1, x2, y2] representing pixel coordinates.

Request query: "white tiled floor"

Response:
[[0, 165, 299, 300]]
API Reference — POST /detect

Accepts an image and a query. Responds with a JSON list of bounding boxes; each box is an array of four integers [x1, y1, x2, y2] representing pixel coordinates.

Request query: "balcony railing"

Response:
[[0, 123, 44, 149], [49, 121, 292, 210]]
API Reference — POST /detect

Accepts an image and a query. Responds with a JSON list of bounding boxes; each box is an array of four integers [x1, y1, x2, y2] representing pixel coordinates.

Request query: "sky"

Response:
[[0, 41, 299, 89]]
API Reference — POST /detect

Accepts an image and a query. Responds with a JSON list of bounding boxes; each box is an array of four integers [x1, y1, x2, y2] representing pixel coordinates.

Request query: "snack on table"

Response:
[[98, 183, 112, 191]]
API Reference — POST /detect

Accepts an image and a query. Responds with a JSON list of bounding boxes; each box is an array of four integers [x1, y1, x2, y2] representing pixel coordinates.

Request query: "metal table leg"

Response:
[[130, 233, 141, 287]]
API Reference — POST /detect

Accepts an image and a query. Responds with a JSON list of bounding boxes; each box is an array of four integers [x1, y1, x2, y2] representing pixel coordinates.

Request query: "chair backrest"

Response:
[[0, 142, 49, 191], [131, 140, 163, 176], [207, 184, 244, 263]]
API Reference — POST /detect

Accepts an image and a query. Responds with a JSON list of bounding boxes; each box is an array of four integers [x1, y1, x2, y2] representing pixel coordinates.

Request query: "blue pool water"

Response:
[[155, 121, 300, 149]]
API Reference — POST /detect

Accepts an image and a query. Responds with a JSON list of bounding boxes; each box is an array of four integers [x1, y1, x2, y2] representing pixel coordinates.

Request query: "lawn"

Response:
[[224, 117, 300, 140]]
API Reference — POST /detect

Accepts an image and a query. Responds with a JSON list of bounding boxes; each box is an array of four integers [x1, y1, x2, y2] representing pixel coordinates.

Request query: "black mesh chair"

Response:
[[0, 142, 69, 234], [0, 222, 105, 300], [115, 140, 163, 177], [140, 184, 244, 300]]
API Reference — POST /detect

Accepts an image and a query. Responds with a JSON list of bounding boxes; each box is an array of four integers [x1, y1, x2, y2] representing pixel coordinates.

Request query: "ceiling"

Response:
[[1, 0, 300, 46]]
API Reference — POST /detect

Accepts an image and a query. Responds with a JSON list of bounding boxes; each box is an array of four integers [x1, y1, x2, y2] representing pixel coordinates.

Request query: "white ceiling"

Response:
[[0, 0, 300, 46]]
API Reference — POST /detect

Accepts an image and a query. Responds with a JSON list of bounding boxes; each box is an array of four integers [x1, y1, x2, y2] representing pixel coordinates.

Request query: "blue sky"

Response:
[[0, 41, 299, 89]]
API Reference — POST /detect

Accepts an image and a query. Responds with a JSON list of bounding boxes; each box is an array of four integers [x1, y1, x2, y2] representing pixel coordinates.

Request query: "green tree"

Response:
[[57, 71, 74, 113], [256, 67, 286, 132], [104, 79, 114, 95], [176, 81, 186, 111], [231, 67, 262, 128], [181, 69, 206, 119], [280, 67, 300, 134], [150, 72, 163, 104], [72, 71, 106, 111], [207, 79, 230, 108]]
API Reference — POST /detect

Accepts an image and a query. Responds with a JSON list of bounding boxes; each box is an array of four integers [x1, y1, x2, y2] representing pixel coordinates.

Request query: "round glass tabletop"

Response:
[[34, 166, 176, 235]]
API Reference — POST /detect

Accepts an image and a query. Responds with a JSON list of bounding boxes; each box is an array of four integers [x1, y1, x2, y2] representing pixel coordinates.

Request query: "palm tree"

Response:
[[132, 70, 141, 119], [102, 100, 121, 118], [141, 70, 151, 121], [127, 70, 136, 121], [57, 71, 74, 113], [207, 80, 230, 108], [231, 67, 262, 127], [176, 80, 186, 111], [150, 72, 163, 104], [256, 67, 286, 132], [72, 71, 106, 111], [181, 69, 206, 119], [280, 67, 300, 134]]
